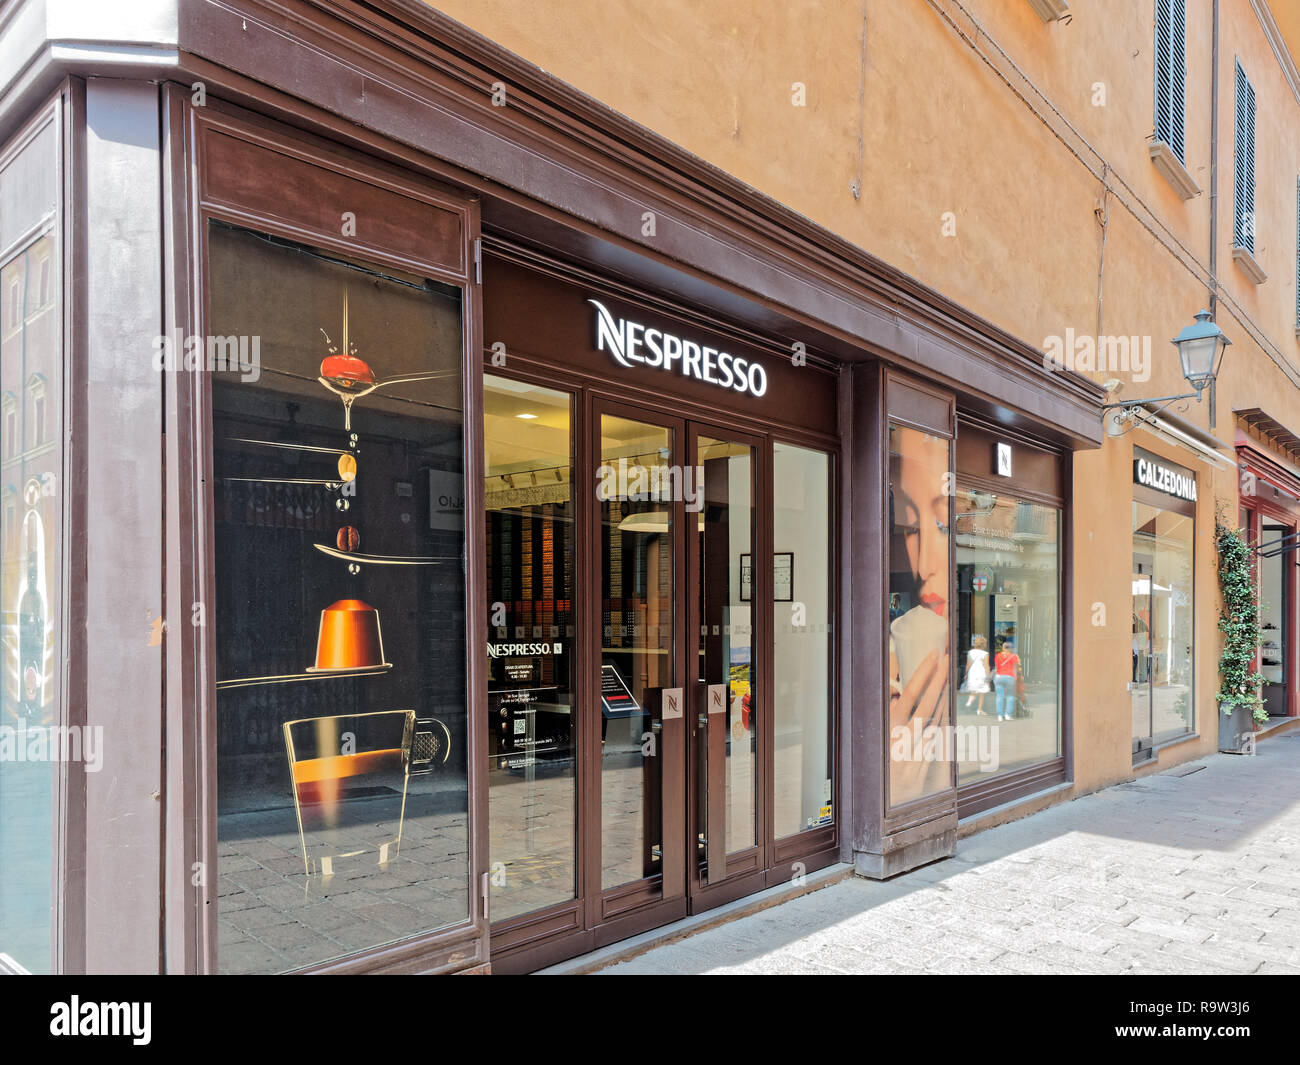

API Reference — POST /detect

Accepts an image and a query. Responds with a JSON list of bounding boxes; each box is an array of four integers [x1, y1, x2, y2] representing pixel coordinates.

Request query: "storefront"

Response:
[[475, 251, 840, 970], [1235, 411, 1300, 722], [0, 0, 1107, 975]]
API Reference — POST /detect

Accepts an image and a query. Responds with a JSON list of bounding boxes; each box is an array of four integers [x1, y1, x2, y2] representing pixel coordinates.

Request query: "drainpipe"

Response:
[[1209, 0, 1220, 320]]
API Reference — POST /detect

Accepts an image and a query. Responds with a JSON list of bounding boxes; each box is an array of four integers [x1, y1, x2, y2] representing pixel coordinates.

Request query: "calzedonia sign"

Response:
[[1134, 454, 1197, 502], [588, 298, 769, 397]]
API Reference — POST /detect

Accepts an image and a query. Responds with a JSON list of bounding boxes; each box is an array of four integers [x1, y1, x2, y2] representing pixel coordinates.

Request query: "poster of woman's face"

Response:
[[887, 425, 952, 807]]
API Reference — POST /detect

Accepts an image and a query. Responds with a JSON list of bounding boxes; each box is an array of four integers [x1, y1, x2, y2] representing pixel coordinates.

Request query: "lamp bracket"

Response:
[[1100, 390, 1201, 435]]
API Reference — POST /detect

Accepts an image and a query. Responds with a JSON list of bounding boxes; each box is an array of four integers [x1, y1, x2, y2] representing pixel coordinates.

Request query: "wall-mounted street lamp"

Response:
[[1103, 309, 1232, 435]]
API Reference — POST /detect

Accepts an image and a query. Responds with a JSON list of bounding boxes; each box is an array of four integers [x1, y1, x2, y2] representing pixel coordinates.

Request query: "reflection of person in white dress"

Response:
[[963, 635, 990, 716]]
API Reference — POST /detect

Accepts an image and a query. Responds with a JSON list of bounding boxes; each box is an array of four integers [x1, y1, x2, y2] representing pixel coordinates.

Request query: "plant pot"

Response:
[[1218, 702, 1255, 754]]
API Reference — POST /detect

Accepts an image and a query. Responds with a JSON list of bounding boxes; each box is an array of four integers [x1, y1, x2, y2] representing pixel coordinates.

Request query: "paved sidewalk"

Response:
[[604, 734, 1300, 974]]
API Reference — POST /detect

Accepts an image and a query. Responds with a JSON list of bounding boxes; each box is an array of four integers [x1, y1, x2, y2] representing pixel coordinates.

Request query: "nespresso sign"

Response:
[[1134, 456, 1197, 502], [588, 298, 769, 397]]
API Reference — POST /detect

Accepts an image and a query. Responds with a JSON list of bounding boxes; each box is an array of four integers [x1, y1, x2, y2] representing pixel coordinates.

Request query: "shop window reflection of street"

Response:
[[0, 226, 61, 974], [954, 489, 1062, 784]]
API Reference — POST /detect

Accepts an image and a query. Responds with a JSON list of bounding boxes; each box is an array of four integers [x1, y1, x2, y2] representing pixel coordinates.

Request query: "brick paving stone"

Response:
[[248, 920, 318, 951], [601, 736, 1300, 974]]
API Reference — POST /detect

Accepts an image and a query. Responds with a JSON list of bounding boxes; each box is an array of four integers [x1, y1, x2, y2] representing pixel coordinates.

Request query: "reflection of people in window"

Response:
[[993, 640, 1020, 721], [963, 634, 989, 715], [888, 431, 950, 803]]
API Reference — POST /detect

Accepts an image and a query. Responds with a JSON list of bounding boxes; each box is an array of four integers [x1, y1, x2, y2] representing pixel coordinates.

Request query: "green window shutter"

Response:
[[1154, 0, 1186, 164], [1234, 60, 1256, 254]]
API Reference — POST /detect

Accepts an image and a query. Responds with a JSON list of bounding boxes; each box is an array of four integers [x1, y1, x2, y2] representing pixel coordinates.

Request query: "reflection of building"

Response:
[[952, 424, 1063, 799], [0, 234, 58, 725], [0, 119, 61, 977]]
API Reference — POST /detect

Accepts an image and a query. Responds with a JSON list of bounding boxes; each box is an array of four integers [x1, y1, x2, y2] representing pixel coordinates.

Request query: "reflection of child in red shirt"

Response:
[[993, 642, 1019, 721]]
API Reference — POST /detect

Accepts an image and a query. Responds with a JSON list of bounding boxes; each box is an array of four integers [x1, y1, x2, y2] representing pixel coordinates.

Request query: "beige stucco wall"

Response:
[[430, 0, 1300, 793]]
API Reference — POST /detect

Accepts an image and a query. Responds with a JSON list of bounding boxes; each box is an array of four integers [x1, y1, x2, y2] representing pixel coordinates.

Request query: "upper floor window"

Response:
[[1233, 60, 1257, 254], [27, 375, 46, 447], [1154, 0, 1187, 165], [2, 393, 15, 458], [38, 254, 51, 308]]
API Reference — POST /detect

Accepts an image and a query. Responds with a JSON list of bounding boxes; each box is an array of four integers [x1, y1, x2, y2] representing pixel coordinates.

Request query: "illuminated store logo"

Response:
[[488, 642, 562, 658], [1134, 457, 1197, 502], [588, 298, 768, 397]]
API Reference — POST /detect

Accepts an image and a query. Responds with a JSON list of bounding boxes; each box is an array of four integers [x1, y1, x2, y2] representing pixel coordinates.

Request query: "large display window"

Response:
[[954, 493, 1061, 783], [209, 223, 470, 973], [0, 111, 62, 974]]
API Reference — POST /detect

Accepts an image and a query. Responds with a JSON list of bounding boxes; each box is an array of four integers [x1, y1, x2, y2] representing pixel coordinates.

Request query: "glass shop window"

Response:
[[887, 424, 954, 807], [0, 230, 61, 975], [210, 223, 468, 973], [772, 442, 835, 837], [483, 375, 576, 922], [953, 490, 1061, 783]]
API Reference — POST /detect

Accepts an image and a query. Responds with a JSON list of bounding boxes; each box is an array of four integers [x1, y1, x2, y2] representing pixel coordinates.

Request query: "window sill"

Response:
[[1233, 245, 1267, 285], [1148, 141, 1200, 200]]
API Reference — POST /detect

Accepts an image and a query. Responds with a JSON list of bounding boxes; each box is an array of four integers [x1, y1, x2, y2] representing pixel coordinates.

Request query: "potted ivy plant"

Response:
[[1215, 520, 1267, 753]]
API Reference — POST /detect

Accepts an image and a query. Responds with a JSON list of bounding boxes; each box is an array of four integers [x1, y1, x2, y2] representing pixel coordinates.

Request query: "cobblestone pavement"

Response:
[[604, 733, 1300, 974]]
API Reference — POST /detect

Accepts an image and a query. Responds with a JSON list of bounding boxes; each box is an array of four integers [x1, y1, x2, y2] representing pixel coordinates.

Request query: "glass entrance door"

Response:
[[590, 406, 764, 923], [594, 403, 687, 920], [690, 429, 761, 895], [489, 386, 833, 967]]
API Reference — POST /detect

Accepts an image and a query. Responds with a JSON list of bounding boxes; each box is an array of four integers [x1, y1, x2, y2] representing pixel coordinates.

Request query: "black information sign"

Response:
[[600, 663, 641, 718]]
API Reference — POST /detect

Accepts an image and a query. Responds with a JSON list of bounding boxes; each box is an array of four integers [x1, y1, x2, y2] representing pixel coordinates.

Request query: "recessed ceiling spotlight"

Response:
[[516, 412, 538, 420]]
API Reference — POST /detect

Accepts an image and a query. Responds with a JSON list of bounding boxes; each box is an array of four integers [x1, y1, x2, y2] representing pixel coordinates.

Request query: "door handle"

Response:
[[702, 682, 728, 884], [659, 687, 684, 900]]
